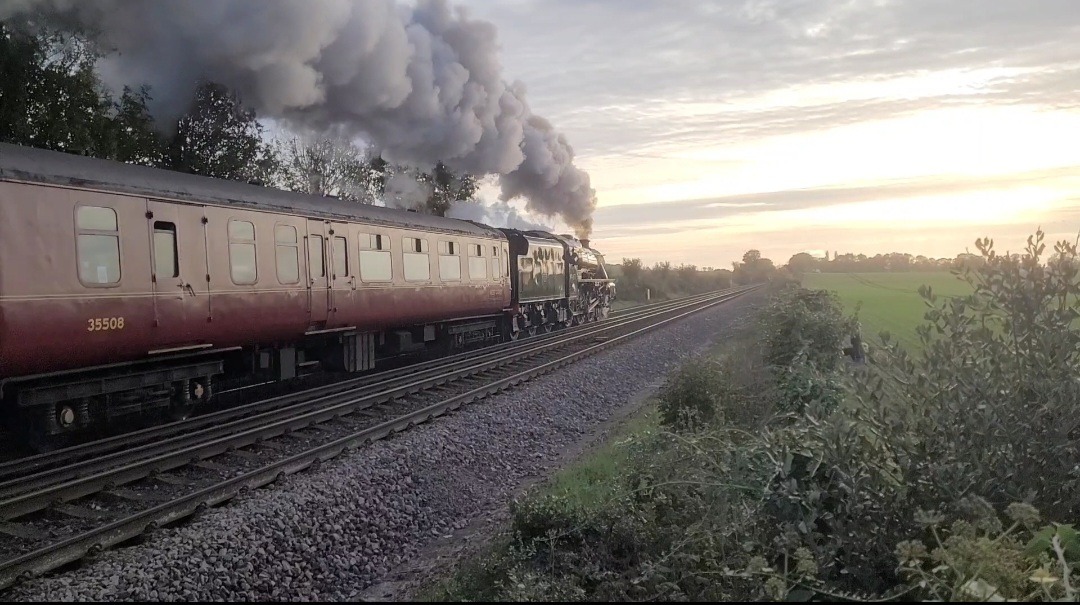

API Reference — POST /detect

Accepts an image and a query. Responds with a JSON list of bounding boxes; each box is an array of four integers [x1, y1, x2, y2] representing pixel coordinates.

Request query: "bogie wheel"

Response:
[[169, 379, 206, 422]]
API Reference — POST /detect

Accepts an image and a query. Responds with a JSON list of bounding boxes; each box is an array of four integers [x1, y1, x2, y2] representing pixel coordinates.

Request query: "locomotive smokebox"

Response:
[[580, 238, 590, 249]]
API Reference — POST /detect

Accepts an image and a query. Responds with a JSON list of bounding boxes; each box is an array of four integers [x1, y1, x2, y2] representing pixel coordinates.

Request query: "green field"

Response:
[[801, 272, 973, 351]]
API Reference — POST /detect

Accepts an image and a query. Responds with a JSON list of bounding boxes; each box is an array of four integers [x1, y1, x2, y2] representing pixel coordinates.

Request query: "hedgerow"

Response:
[[430, 229, 1080, 602]]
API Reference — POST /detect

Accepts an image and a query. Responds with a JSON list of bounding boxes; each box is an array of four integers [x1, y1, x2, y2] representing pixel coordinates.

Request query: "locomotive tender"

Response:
[[0, 143, 615, 445]]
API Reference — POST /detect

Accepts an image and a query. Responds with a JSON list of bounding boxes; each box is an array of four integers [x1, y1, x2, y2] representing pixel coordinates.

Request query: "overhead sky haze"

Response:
[[457, 0, 1080, 268]]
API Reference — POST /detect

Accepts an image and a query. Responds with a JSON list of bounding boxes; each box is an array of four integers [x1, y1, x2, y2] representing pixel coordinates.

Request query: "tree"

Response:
[[787, 252, 818, 276], [418, 161, 479, 216], [0, 23, 111, 156], [733, 249, 776, 285], [101, 85, 167, 167], [0, 23, 168, 166], [276, 135, 381, 203], [166, 81, 278, 184], [676, 264, 698, 282], [621, 258, 644, 288]]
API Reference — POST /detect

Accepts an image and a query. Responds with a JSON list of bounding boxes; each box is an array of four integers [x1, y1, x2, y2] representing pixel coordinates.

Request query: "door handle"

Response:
[[178, 283, 196, 296]]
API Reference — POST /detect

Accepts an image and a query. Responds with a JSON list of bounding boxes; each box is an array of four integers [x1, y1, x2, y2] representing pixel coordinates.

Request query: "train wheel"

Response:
[[538, 322, 553, 334], [168, 378, 208, 422]]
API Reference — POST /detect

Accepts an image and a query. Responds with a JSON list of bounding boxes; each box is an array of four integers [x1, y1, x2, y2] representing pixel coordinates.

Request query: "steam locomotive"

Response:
[[0, 143, 615, 446]]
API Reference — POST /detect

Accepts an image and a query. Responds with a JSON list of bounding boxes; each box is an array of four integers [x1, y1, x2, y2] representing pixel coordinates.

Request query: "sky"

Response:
[[453, 0, 1080, 269]]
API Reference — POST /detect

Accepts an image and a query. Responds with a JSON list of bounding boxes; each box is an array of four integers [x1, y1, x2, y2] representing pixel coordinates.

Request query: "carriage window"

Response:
[[275, 225, 300, 284], [404, 236, 428, 253], [332, 236, 348, 278], [359, 233, 390, 251], [153, 221, 178, 279], [359, 249, 392, 282], [403, 236, 430, 281], [439, 240, 461, 281], [228, 220, 257, 284], [76, 206, 121, 284], [468, 243, 486, 280], [309, 234, 325, 278], [358, 232, 392, 282], [519, 255, 535, 287], [491, 247, 500, 281]]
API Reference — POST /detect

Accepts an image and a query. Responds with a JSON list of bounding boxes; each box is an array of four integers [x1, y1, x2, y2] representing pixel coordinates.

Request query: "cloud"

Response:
[[591, 164, 1080, 238], [459, 0, 1080, 154]]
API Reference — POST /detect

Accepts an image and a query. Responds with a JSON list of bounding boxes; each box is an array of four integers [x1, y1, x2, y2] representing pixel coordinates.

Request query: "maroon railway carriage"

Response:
[[0, 143, 511, 444]]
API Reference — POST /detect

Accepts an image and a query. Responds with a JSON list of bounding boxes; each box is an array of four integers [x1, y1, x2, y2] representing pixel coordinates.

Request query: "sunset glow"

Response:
[[462, 0, 1080, 267]]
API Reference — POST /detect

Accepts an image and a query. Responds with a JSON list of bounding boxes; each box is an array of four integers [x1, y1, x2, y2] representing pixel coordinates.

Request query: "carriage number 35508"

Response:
[[87, 317, 125, 331]]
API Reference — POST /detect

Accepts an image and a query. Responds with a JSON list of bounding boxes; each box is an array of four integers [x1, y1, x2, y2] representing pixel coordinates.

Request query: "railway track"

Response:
[[0, 289, 724, 484], [0, 285, 759, 591]]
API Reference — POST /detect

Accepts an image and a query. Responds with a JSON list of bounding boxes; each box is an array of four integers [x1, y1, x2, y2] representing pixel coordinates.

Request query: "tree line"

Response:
[[609, 249, 783, 302], [0, 23, 476, 214], [786, 250, 990, 275]]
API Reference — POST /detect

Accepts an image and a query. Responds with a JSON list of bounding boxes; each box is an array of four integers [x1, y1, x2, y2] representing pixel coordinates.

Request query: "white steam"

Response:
[[446, 199, 553, 232]]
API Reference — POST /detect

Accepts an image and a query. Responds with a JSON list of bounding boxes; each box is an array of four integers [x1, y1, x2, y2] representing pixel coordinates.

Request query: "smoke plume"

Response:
[[446, 199, 553, 232], [1, 0, 597, 236], [383, 171, 435, 213]]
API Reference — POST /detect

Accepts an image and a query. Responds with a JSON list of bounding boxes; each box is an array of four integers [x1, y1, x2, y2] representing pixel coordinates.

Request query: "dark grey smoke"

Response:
[[1, 0, 597, 236]]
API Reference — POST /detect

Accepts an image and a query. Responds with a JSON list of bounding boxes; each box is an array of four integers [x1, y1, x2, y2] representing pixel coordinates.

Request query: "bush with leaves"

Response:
[[759, 284, 854, 372], [852, 230, 1080, 522], [757, 284, 854, 416], [896, 499, 1080, 602]]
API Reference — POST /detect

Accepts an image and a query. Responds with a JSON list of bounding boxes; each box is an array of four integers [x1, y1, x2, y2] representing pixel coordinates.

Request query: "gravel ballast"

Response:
[[8, 292, 762, 602]]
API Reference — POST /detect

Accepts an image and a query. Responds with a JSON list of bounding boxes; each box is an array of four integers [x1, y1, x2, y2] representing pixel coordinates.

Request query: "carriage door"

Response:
[[146, 200, 211, 346], [327, 222, 354, 320], [306, 220, 330, 325]]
